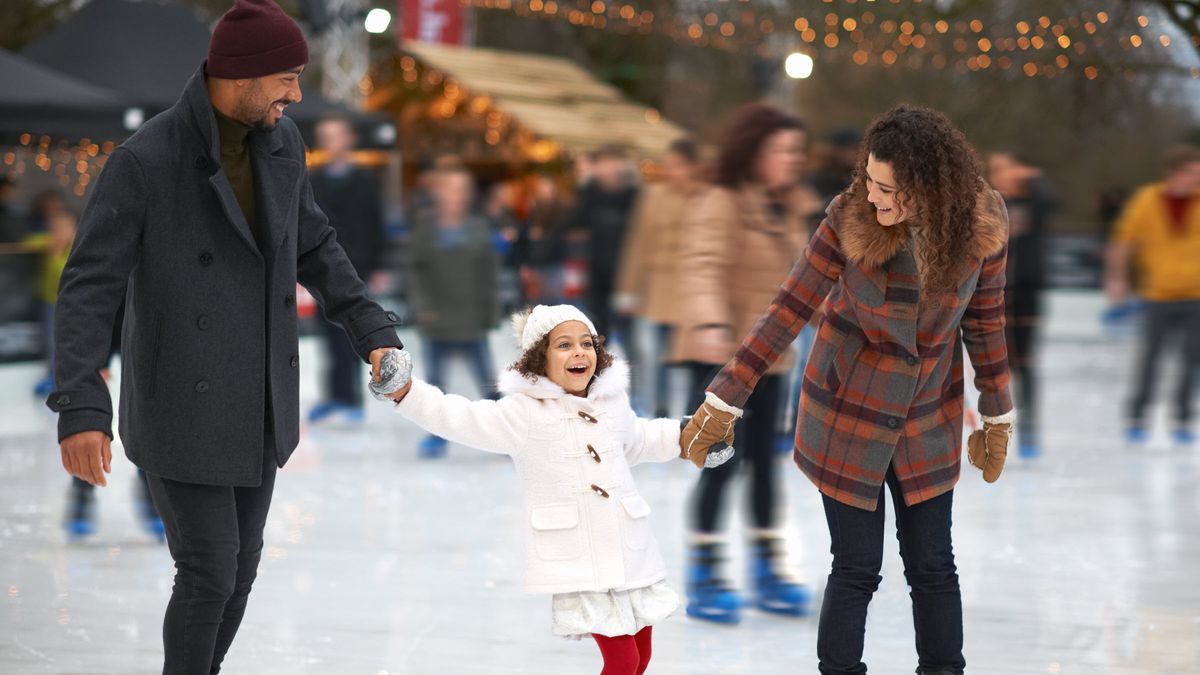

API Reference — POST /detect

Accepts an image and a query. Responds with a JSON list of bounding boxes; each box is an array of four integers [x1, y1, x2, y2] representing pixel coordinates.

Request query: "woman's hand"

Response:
[[967, 420, 1011, 483], [679, 394, 742, 469]]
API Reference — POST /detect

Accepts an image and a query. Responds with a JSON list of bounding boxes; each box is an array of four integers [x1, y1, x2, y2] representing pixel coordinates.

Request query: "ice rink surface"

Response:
[[2, 291, 1197, 674]]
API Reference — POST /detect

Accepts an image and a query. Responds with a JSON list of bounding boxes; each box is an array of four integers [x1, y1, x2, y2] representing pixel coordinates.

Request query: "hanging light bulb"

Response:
[[785, 52, 815, 79]]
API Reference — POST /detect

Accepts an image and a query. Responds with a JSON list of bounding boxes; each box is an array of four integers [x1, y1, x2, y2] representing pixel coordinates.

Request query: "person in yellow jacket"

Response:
[[1, 208, 77, 395], [1105, 145, 1200, 445]]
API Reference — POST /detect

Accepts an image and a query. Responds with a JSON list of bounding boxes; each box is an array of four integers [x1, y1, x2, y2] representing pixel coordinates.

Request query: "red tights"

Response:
[[592, 626, 652, 675]]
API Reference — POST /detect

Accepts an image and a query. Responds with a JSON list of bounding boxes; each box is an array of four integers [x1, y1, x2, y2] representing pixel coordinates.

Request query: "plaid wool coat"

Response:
[[707, 190, 1013, 511]]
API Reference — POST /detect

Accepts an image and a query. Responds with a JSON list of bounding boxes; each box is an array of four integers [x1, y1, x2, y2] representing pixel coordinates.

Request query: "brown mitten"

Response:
[[680, 393, 742, 469], [967, 422, 1011, 483]]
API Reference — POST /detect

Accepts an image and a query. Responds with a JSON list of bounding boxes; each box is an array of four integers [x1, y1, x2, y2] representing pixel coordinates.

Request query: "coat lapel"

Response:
[[176, 63, 263, 257], [208, 171, 261, 257], [251, 131, 301, 262]]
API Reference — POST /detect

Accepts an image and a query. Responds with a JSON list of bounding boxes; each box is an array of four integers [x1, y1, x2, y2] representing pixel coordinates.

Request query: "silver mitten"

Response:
[[704, 442, 735, 469], [369, 348, 413, 401]]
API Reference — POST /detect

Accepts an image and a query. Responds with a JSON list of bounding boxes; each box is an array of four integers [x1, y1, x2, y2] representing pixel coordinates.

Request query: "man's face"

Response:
[[593, 155, 626, 190], [235, 67, 304, 131], [1167, 161, 1200, 196]]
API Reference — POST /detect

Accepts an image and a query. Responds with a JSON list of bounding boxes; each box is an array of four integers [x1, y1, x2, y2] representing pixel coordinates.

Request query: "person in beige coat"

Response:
[[673, 103, 822, 623], [615, 138, 706, 417]]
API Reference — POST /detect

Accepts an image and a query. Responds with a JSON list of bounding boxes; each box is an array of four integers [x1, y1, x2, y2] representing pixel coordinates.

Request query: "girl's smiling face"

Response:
[[544, 321, 597, 396]]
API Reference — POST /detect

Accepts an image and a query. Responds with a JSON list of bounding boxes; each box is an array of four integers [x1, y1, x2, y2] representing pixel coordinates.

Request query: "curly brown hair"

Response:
[[509, 333, 616, 391], [715, 103, 806, 189], [842, 105, 987, 295]]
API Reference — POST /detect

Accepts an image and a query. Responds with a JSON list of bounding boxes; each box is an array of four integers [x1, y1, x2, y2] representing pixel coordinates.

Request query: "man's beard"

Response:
[[236, 95, 286, 132]]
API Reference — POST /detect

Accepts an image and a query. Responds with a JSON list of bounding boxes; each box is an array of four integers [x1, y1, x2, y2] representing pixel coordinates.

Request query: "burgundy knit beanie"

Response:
[[207, 0, 309, 79]]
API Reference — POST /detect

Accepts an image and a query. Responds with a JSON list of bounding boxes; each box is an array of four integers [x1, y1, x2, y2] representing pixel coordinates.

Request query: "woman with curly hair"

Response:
[[673, 102, 822, 623], [680, 105, 1014, 674]]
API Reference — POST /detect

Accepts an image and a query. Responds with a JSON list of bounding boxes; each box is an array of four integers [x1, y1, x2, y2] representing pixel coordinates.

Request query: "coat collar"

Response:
[[498, 359, 630, 403], [832, 188, 1008, 271], [176, 62, 296, 260], [177, 62, 285, 161]]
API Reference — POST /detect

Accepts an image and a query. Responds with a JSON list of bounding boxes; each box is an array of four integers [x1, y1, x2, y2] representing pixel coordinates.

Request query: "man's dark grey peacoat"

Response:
[[47, 64, 402, 486]]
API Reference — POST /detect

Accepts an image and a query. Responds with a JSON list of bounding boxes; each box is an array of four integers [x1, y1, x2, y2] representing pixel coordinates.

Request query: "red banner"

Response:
[[400, 0, 466, 45]]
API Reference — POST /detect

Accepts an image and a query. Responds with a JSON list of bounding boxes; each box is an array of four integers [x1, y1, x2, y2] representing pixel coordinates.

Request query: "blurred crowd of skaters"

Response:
[[2, 101, 1197, 623]]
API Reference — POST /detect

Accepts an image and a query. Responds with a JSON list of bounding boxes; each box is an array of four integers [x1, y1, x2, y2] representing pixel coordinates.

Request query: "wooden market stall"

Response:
[[366, 42, 689, 175]]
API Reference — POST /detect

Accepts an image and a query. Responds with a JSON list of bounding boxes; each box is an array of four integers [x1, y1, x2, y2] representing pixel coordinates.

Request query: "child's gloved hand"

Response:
[[369, 348, 413, 402]]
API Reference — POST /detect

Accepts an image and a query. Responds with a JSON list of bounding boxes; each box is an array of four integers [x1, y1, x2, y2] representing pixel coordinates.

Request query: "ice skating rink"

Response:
[[2, 292, 1197, 674]]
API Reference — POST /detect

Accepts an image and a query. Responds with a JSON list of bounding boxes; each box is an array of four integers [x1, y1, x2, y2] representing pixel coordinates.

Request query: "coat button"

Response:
[[195, 381, 210, 393], [386, 312, 398, 322], [196, 315, 210, 330], [194, 156, 209, 170], [199, 250, 214, 266], [906, 355, 918, 366], [578, 411, 598, 424], [56, 394, 71, 407], [887, 417, 900, 429], [290, 355, 299, 368], [590, 484, 610, 498], [587, 444, 601, 463], [284, 294, 295, 308]]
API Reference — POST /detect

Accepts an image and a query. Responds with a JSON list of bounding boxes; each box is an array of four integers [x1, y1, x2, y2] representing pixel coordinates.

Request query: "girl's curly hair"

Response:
[[509, 333, 615, 388], [842, 105, 987, 295]]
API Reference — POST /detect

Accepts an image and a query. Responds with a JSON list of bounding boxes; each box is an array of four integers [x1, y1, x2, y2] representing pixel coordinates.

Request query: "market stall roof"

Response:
[[0, 47, 129, 137], [22, 0, 392, 145], [402, 42, 688, 160]]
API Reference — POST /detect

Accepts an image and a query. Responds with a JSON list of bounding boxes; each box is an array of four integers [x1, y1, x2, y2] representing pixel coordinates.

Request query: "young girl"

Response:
[[386, 304, 724, 674]]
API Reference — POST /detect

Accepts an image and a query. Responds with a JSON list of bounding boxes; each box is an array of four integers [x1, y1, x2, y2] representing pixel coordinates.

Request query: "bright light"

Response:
[[785, 52, 814, 79], [123, 107, 144, 130], [364, 8, 392, 34]]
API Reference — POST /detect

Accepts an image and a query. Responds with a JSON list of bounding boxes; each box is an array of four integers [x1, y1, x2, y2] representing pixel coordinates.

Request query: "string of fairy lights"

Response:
[[469, 0, 1200, 80], [2, 134, 116, 198]]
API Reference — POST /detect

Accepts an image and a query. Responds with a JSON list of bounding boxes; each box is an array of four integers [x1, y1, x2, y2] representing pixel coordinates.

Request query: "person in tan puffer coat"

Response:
[[672, 102, 822, 623], [615, 138, 707, 417]]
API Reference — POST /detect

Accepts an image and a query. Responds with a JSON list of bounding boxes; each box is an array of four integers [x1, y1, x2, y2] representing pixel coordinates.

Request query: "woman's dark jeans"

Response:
[[817, 467, 964, 675]]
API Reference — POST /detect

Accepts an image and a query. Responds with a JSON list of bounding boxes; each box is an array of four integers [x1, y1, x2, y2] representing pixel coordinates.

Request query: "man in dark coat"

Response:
[[571, 145, 638, 340], [46, 1, 407, 672], [307, 114, 386, 423]]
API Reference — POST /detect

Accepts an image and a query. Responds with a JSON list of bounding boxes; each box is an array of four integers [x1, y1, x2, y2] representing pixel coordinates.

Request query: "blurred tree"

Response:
[[0, 0, 74, 51], [1150, 1, 1200, 56]]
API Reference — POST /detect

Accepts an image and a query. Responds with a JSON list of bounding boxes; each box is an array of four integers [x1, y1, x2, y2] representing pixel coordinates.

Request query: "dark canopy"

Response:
[[0, 48, 130, 138], [22, 0, 393, 146]]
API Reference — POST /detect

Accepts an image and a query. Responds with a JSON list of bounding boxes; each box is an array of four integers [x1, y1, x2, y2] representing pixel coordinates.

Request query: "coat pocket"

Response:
[[530, 503, 583, 561], [825, 332, 864, 397], [618, 494, 652, 551], [145, 312, 164, 400]]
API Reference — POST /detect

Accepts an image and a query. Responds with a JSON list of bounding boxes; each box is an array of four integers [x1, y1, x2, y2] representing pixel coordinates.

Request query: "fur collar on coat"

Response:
[[832, 187, 1008, 272], [497, 359, 631, 403]]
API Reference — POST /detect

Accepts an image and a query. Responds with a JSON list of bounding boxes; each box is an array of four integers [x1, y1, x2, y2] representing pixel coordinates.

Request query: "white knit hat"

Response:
[[511, 304, 598, 351]]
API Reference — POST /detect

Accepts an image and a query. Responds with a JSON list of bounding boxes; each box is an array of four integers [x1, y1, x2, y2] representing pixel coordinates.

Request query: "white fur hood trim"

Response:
[[497, 359, 631, 402]]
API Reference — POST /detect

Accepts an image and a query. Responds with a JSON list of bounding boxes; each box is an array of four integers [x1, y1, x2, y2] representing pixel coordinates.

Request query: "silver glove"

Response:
[[369, 348, 413, 401], [704, 442, 735, 469]]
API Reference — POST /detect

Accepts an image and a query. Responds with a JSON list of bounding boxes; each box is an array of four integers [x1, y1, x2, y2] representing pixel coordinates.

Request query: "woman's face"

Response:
[[865, 154, 909, 227], [756, 129, 806, 191], [544, 321, 597, 396], [663, 151, 697, 189]]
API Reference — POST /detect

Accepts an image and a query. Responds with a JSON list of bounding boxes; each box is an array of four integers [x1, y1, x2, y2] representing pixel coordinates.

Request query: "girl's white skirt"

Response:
[[551, 580, 679, 639]]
